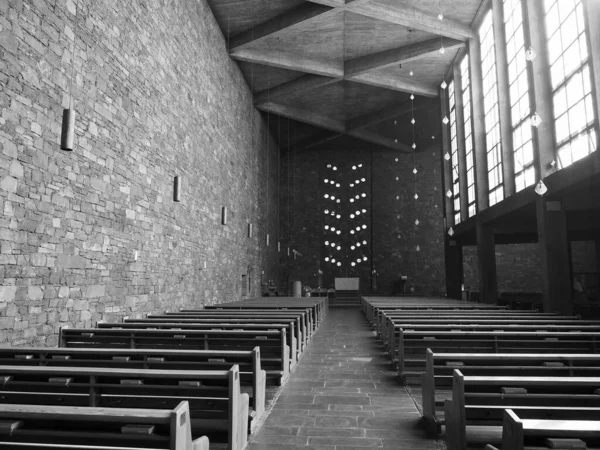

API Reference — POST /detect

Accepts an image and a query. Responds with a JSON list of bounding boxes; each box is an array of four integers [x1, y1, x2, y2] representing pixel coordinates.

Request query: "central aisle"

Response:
[[247, 308, 442, 449]]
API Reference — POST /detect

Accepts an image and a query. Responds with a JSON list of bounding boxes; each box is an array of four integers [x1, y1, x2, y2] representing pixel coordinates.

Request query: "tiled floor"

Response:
[[247, 308, 442, 450]]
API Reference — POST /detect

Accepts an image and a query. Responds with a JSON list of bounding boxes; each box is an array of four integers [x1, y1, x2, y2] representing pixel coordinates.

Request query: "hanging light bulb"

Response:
[[336, 230, 341, 235], [337, 262, 341, 267], [350, 214, 355, 219], [410, 94, 415, 100], [325, 257, 330, 262], [441, 80, 448, 89], [411, 118, 416, 125], [351, 230, 355, 234], [324, 179, 329, 183], [416, 245, 421, 252], [362, 209, 366, 213], [351, 262, 356, 267], [396, 195, 400, 200], [395, 158, 399, 162], [396, 176, 399, 181], [336, 246, 341, 251], [439, 46, 446, 55], [530, 112, 542, 127], [448, 227, 455, 237], [525, 46, 537, 61], [358, 164, 363, 168], [412, 143, 417, 150], [415, 219, 420, 226], [336, 214, 341, 219], [535, 180, 548, 196], [438, 13, 444, 20], [442, 116, 450, 125], [446, 189, 453, 198], [325, 240, 330, 245], [351, 245, 356, 250], [327, 164, 332, 168], [414, 193, 419, 200], [362, 240, 367, 245], [324, 225, 330, 230], [409, 70, 414, 76], [444, 152, 451, 161], [324, 209, 329, 214], [413, 168, 418, 175]]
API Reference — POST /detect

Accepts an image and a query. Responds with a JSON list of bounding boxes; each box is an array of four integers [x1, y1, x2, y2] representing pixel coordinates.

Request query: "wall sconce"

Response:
[[278, 241, 281, 252], [266, 234, 270, 246], [61, 109, 75, 151], [221, 207, 228, 225], [173, 176, 181, 202], [200, 261, 207, 270], [248, 223, 253, 238]]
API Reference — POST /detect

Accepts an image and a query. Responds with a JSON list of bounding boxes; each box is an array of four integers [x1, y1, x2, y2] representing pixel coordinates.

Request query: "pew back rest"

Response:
[[0, 401, 202, 450]]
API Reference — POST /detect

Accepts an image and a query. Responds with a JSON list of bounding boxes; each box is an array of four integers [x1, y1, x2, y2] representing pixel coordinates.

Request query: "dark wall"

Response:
[[0, 0, 279, 345], [279, 135, 447, 297]]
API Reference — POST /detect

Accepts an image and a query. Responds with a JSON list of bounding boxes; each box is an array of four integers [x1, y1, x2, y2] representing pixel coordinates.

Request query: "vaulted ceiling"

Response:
[[207, 0, 484, 153]]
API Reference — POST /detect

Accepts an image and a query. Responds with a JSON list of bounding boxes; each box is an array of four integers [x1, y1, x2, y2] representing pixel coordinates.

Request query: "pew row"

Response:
[[499, 408, 600, 450], [0, 345, 266, 419], [59, 327, 290, 384], [137, 314, 307, 350], [393, 330, 600, 382], [444, 370, 600, 450], [99, 321, 299, 367], [422, 350, 600, 433], [0, 365, 247, 450], [0, 402, 209, 450]]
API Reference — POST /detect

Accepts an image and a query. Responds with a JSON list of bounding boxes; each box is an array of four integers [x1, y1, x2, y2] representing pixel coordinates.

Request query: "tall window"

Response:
[[479, 11, 503, 206], [448, 80, 461, 225], [461, 55, 477, 217], [504, 0, 535, 191], [545, 0, 597, 168]]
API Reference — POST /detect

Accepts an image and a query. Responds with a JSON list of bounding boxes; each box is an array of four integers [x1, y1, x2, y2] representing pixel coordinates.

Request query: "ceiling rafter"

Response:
[[254, 75, 342, 105], [346, 99, 432, 131], [228, 4, 333, 50], [344, 1, 475, 40], [256, 102, 412, 151], [287, 130, 343, 152], [345, 38, 466, 78]]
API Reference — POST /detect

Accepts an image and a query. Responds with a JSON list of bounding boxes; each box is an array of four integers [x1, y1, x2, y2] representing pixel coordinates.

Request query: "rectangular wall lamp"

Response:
[[248, 223, 253, 238], [266, 234, 270, 246], [173, 176, 181, 202], [221, 207, 228, 225]]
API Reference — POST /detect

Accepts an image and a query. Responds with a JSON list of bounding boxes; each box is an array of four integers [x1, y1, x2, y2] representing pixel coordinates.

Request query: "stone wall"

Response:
[[279, 137, 447, 297], [0, 0, 279, 345]]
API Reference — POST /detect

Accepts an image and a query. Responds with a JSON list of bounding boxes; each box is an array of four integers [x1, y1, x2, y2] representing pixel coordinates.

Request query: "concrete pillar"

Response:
[[583, 0, 600, 127], [469, 37, 489, 212], [492, 0, 516, 197], [445, 239, 463, 300], [453, 62, 470, 219], [440, 87, 455, 225], [476, 220, 498, 304], [525, 0, 556, 179], [536, 197, 573, 314]]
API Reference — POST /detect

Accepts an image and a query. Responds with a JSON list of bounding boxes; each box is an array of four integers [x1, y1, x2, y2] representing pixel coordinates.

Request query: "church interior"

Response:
[[1, 0, 600, 448]]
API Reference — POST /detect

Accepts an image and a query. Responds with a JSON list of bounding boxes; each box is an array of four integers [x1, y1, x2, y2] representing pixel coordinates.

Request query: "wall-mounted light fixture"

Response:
[[173, 176, 181, 202], [266, 233, 270, 246], [61, 109, 76, 151], [221, 207, 228, 225], [248, 223, 253, 238], [278, 241, 281, 252]]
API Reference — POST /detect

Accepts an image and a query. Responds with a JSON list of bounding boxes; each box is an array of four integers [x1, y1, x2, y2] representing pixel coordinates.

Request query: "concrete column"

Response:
[[595, 236, 600, 281], [476, 219, 498, 304], [583, 0, 600, 126], [525, 0, 556, 179], [536, 197, 573, 314], [440, 87, 455, 225], [453, 63, 470, 219], [445, 239, 463, 300], [492, 0, 516, 197], [469, 37, 490, 212]]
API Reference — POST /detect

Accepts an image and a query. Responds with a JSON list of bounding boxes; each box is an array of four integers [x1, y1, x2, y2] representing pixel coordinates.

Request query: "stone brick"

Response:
[[55, 254, 87, 269], [83, 284, 105, 298], [0, 176, 17, 193], [27, 286, 44, 301], [0, 286, 17, 301]]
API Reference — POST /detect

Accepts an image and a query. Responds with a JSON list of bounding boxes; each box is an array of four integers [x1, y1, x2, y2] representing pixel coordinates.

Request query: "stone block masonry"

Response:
[[0, 0, 280, 345]]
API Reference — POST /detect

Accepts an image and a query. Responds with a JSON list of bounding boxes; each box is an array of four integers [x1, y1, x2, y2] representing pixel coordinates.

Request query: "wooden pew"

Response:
[[444, 370, 600, 450], [99, 321, 299, 367], [381, 315, 592, 348], [0, 365, 248, 450], [139, 314, 307, 350], [500, 408, 600, 450], [59, 327, 290, 384], [377, 311, 570, 338], [203, 297, 327, 329], [0, 346, 266, 419], [0, 401, 209, 450], [169, 310, 312, 344], [393, 329, 600, 382], [422, 350, 600, 433]]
